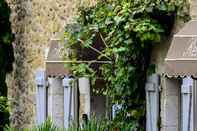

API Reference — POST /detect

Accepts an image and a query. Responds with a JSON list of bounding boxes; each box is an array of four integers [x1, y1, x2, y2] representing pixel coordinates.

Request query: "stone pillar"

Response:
[[48, 77, 64, 127], [161, 77, 181, 131], [78, 77, 91, 120]]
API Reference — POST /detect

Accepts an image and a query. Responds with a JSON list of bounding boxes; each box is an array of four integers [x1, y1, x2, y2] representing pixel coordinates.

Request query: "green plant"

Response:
[[64, 0, 190, 130], [0, 0, 14, 129], [4, 118, 135, 131], [3, 126, 17, 131], [31, 119, 58, 131], [4, 119, 58, 131]]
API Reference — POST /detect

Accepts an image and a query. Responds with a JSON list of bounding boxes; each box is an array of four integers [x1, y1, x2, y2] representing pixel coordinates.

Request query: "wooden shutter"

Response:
[[146, 74, 160, 131], [193, 80, 197, 131], [62, 77, 77, 128], [62, 77, 71, 128], [181, 77, 193, 131], [35, 70, 46, 125]]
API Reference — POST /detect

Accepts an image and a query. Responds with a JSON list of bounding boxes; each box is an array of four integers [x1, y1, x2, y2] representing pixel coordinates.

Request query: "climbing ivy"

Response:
[[0, 0, 14, 129], [64, 0, 189, 130]]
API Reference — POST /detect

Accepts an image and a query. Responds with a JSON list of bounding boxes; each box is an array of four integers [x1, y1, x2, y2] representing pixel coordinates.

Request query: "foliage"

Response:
[[4, 118, 135, 131], [0, 96, 9, 112], [31, 119, 58, 131], [4, 119, 57, 131], [64, 0, 190, 130], [0, 0, 14, 129]]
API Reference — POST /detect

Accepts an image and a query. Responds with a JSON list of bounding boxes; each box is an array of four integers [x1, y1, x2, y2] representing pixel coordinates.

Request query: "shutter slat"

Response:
[[181, 77, 193, 131], [146, 74, 160, 131], [35, 70, 46, 125]]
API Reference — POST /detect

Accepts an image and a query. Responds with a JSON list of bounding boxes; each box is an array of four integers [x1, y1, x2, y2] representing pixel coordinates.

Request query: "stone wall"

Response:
[[190, 0, 197, 19], [4, 0, 194, 128], [5, 0, 95, 128]]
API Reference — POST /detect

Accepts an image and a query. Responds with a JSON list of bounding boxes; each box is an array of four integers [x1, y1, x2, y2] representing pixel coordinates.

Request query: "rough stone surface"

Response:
[[161, 79, 180, 131], [79, 95, 85, 122], [5, 0, 95, 128], [190, 0, 197, 19], [48, 78, 64, 127]]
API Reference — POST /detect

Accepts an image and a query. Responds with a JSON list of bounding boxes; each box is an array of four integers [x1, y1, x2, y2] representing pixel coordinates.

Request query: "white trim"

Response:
[[51, 38, 61, 41], [174, 35, 197, 37], [165, 58, 197, 61]]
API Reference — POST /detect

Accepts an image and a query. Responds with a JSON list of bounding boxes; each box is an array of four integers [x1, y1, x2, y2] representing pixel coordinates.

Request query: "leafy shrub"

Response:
[[63, 0, 190, 130], [0, 0, 14, 129]]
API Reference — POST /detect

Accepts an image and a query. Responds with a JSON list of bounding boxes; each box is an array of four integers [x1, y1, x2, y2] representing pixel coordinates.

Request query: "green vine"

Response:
[[0, 0, 14, 129], [64, 0, 189, 130]]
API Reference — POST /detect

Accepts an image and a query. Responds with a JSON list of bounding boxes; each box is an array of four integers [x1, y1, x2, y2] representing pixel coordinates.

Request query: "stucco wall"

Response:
[[5, 0, 95, 128]]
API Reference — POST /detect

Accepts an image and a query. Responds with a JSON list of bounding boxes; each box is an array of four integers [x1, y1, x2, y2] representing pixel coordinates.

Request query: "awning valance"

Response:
[[165, 20, 197, 77], [46, 39, 70, 77], [46, 37, 112, 77]]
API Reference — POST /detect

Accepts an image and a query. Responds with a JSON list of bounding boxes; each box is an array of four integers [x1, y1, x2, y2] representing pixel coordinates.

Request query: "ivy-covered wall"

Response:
[[3, 0, 194, 129], [6, 0, 95, 128]]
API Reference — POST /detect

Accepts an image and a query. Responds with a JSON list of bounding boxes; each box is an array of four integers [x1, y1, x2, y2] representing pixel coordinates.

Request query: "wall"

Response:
[[151, 0, 195, 130], [151, 25, 182, 131], [5, 0, 95, 128], [4, 0, 194, 128], [190, 0, 197, 19]]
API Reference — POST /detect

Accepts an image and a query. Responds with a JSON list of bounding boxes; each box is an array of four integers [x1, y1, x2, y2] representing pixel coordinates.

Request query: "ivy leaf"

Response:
[[105, 18, 113, 25], [113, 47, 128, 53], [83, 39, 93, 48], [146, 6, 153, 13], [114, 16, 123, 25], [89, 24, 99, 32], [159, 3, 167, 11]]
